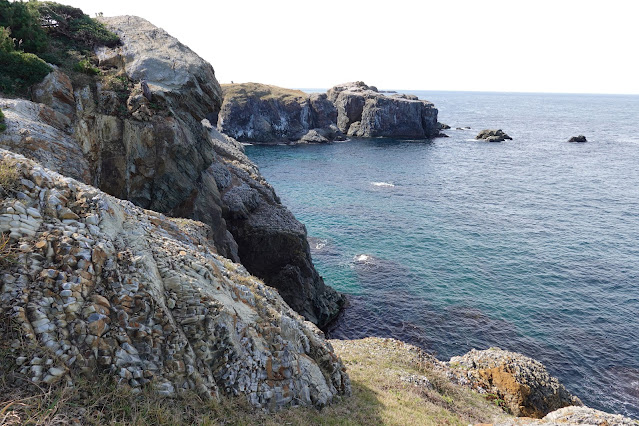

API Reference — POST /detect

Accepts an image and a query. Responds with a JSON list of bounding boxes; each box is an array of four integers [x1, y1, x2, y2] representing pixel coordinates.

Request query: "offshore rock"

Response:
[[568, 135, 587, 143], [448, 347, 582, 418], [326, 81, 439, 138], [1, 16, 345, 328], [0, 149, 350, 409], [217, 83, 345, 143], [476, 129, 513, 142]]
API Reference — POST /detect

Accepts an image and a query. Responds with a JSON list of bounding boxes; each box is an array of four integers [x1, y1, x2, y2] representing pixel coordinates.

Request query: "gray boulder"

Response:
[[448, 348, 582, 418]]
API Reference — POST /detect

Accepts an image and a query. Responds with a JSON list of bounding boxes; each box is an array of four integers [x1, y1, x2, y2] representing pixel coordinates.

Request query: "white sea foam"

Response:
[[241, 142, 253, 146], [354, 254, 370, 262], [371, 182, 395, 187]]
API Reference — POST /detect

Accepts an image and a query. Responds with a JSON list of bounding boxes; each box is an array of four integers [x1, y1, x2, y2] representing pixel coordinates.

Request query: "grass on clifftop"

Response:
[[222, 82, 307, 103], [0, 337, 509, 425]]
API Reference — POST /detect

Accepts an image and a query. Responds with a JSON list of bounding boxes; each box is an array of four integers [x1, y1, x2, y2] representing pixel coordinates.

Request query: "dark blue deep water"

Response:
[[245, 91, 639, 418]]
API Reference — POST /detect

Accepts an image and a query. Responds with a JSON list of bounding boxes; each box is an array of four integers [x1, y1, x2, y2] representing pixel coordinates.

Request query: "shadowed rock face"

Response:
[[0, 15, 345, 329], [447, 348, 582, 418], [327, 81, 439, 138], [218, 83, 344, 143], [0, 149, 350, 409], [218, 81, 439, 142]]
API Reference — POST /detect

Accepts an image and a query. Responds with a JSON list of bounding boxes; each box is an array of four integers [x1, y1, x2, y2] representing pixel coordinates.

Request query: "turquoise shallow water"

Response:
[[245, 91, 639, 417]]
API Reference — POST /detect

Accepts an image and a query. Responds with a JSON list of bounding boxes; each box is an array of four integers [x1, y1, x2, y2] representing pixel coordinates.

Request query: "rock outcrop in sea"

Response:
[[218, 83, 344, 143], [0, 149, 349, 408], [568, 135, 587, 143], [327, 81, 439, 138], [0, 16, 344, 329], [217, 81, 439, 143], [476, 129, 513, 142]]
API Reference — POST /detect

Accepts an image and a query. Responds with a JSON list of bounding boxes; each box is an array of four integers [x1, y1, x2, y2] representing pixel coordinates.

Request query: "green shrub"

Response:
[[0, 108, 6, 132], [0, 49, 51, 94], [0, 26, 13, 53], [36, 2, 119, 48], [0, 0, 49, 53], [74, 58, 99, 75]]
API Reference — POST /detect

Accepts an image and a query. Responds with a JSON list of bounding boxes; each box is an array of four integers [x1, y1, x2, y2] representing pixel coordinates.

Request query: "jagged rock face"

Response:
[[218, 83, 344, 143], [96, 16, 223, 123], [0, 15, 344, 328], [0, 97, 89, 183], [205, 126, 347, 326], [0, 150, 350, 409], [447, 348, 582, 418], [327, 81, 439, 138]]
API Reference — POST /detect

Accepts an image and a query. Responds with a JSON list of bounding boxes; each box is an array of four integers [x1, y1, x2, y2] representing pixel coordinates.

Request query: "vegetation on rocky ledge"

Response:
[[0, 0, 118, 95], [222, 82, 307, 103], [0, 107, 6, 132]]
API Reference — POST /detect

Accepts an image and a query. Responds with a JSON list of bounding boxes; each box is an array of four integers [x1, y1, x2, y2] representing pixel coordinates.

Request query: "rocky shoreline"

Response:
[[218, 81, 440, 143], [0, 9, 636, 424]]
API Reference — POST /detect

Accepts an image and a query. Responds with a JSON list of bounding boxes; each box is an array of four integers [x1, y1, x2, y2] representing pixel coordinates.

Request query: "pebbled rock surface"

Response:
[[447, 347, 582, 418], [326, 81, 439, 138], [476, 128, 513, 142], [0, 16, 344, 329], [217, 83, 344, 143], [0, 149, 350, 409]]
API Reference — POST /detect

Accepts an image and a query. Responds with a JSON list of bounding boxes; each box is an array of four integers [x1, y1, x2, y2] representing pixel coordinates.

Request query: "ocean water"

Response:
[[244, 91, 639, 418]]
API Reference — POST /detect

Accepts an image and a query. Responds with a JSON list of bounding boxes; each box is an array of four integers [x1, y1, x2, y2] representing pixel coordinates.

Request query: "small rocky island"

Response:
[[476, 128, 513, 142], [218, 81, 440, 143], [568, 135, 588, 143]]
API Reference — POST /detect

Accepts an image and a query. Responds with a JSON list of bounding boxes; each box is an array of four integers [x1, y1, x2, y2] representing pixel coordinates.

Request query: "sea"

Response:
[[244, 90, 639, 418]]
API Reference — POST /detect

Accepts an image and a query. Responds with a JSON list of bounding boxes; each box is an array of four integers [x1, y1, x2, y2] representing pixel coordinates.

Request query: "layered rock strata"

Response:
[[0, 15, 345, 328], [327, 81, 439, 138], [218, 83, 344, 143], [0, 149, 350, 408]]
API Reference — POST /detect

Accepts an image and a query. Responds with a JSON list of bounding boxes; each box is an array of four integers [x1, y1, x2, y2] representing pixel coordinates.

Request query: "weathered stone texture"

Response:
[[0, 149, 350, 409], [447, 348, 582, 418]]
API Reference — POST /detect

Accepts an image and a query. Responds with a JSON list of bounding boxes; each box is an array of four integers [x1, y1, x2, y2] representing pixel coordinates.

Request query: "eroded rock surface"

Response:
[[0, 15, 344, 328], [217, 83, 344, 143], [447, 347, 582, 418], [327, 81, 439, 138], [0, 149, 350, 409]]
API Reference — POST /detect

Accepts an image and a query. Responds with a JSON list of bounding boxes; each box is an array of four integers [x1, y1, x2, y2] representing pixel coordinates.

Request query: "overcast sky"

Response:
[[60, 0, 639, 94]]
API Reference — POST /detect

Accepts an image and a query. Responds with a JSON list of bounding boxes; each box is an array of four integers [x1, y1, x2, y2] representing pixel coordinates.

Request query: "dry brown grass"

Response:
[[0, 336, 511, 425], [0, 159, 18, 192], [222, 82, 307, 103]]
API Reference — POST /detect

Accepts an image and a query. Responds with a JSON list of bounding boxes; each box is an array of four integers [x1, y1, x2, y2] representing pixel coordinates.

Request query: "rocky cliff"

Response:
[[0, 149, 349, 408], [218, 83, 344, 143], [327, 81, 439, 138], [217, 81, 439, 143], [0, 15, 344, 329]]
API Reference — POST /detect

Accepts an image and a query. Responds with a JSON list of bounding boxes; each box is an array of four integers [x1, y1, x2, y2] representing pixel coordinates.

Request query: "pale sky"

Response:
[[59, 0, 639, 94]]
